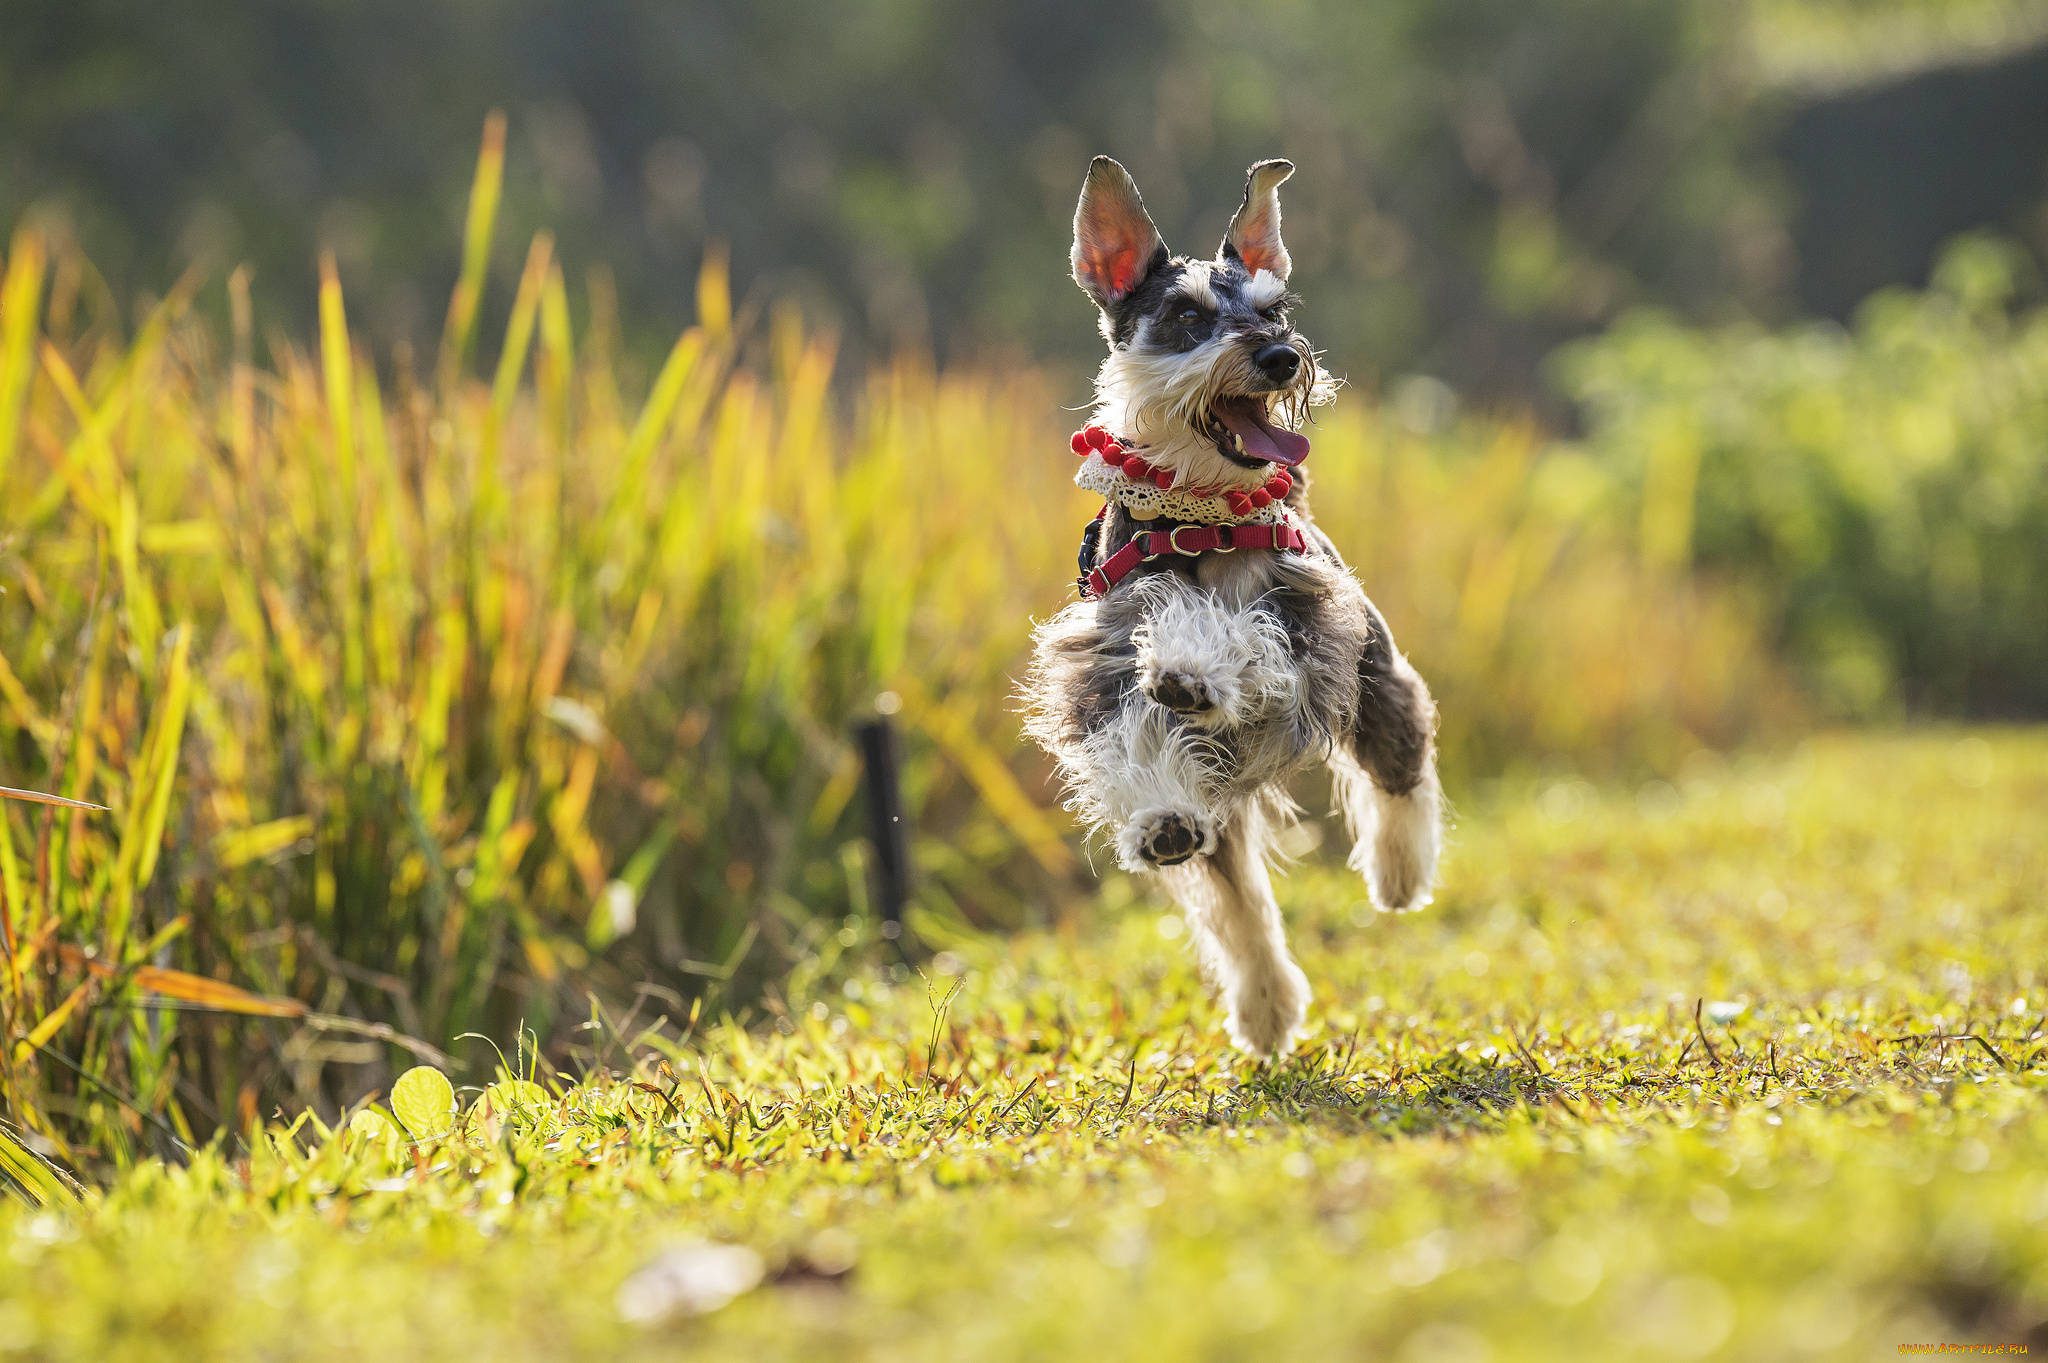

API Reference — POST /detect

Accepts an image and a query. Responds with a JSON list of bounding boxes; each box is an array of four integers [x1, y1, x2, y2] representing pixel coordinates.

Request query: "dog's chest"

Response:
[[1192, 547, 1288, 608]]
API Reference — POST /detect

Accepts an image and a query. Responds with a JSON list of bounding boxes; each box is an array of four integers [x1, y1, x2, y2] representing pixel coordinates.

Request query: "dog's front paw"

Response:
[[1117, 806, 1217, 870], [1140, 812, 1204, 866], [1145, 670, 1224, 718]]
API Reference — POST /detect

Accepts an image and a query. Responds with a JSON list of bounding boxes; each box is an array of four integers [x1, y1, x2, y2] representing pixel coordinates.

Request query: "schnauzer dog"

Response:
[[1023, 157, 1442, 1059]]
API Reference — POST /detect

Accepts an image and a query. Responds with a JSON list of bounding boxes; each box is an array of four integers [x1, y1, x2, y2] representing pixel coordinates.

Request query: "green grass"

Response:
[[2, 729, 2044, 1360]]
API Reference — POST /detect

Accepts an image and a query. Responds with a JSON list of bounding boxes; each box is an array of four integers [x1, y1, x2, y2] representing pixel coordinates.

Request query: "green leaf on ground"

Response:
[[389, 1067, 455, 1142]]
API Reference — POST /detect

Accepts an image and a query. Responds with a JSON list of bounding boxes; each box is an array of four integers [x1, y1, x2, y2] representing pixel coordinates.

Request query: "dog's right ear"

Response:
[[1072, 156, 1166, 308]]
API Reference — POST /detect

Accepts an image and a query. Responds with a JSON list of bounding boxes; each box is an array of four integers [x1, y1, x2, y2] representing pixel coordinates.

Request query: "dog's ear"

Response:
[[1222, 159, 1294, 281], [1072, 156, 1166, 308]]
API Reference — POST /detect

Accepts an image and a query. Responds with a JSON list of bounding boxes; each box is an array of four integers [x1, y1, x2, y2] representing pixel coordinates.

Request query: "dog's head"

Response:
[[1072, 156, 1334, 491]]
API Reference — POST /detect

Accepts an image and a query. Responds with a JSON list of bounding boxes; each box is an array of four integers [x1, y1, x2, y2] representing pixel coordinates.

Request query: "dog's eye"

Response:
[[1260, 306, 1286, 323], [1177, 307, 1202, 326]]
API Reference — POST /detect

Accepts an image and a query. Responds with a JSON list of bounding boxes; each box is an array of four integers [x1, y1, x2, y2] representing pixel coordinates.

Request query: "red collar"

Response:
[[1083, 520, 1309, 599], [1072, 424, 1294, 518]]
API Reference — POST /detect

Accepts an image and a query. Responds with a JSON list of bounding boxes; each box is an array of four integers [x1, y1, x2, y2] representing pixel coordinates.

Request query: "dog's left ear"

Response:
[[1222, 159, 1294, 281]]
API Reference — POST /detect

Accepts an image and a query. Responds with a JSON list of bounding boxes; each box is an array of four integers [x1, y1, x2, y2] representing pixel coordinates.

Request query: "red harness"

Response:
[[1083, 519, 1309, 600]]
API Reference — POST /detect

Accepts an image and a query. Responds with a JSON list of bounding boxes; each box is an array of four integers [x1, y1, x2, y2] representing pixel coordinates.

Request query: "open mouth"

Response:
[[1209, 395, 1310, 468]]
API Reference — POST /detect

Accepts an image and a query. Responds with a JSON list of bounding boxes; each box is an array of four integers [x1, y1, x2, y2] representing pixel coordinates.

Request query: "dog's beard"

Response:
[[1091, 334, 1334, 491]]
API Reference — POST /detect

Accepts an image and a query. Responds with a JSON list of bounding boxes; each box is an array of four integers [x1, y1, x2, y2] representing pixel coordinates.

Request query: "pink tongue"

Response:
[[1214, 398, 1311, 467]]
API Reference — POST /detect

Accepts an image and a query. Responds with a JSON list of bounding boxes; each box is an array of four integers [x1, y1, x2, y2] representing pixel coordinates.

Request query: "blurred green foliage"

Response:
[[10, 0, 2045, 401], [1560, 233, 2048, 718]]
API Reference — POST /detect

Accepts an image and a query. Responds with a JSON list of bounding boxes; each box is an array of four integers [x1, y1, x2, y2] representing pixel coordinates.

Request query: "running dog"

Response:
[[1022, 156, 1442, 1058]]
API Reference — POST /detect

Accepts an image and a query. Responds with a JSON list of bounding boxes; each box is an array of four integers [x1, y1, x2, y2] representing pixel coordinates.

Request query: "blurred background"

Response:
[[9, 0, 2048, 399], [2, 0, 2047, 1157]]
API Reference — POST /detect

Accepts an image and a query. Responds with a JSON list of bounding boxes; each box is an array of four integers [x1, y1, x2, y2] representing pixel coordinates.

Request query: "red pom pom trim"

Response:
[[1074, 424, 1309, 515], [1075, 427, 1313, 499]]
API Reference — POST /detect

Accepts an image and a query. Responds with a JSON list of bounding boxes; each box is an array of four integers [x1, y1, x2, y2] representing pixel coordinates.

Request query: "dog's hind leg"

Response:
[[1331, 599, 1442, 912], [1162, 797, 1309, 1058]]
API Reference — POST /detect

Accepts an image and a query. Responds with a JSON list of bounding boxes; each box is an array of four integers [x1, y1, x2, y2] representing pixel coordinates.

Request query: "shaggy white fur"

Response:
[[1244, 268, 1288, 310], [1177, 260, 1219, 311], [1065, 694, 1226, 872], [1329, 748, 1442, 912], [1131, 580, 1299, 729]]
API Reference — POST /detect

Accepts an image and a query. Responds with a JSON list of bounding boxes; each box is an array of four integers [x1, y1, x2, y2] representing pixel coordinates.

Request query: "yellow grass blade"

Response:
[[16, 980, 91, 1061], [36, 340, 121, 527], [213, 815, 313, 870], [138, 521, 222, 556], [0, 803, 23, 975], [697, 242, 731, 342], [56, 945, 308, 1019], [131, 966, 307, 1018], [894, 677, 1074, 877], [0, 228, 45, 484], [319, 252, 356, 503], [478, 233, 554, 539], [228, 265, 255, 474], [318, 255, 366, 698], [438, 110, 507, 388], [117, 483, 166, 666], [0, 1123, 79, 1208], [140, 627, 197, 889], [0, 651, 55, 747], [537, 260, 573, 444], [414, 605, 467, 822], [107, 624, 193, 948], [606, 326, 705, 533], [491, 233, 554, 428]]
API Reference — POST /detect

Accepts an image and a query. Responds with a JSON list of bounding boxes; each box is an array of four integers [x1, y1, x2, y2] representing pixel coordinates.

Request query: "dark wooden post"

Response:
[[854, 715, 909, 939]]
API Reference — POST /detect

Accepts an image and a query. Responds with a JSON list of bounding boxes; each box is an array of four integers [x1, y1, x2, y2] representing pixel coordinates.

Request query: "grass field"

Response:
[[1, 729, 2043, 1360], [0, 199, 1794, 1160]]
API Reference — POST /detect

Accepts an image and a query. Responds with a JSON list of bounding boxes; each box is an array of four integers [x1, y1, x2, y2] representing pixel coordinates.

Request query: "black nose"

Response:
[[1254, 343, 1300, 384]]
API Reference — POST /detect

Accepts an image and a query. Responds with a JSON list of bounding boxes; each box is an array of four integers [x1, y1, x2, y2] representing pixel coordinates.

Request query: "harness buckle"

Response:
[[1167, 524, 1208, 557], [1136, 531, 1166, 562]]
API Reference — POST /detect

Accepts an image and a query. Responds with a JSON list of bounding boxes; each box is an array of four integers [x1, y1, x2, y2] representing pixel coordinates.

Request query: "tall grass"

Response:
[[0, 125, 1788, 1170]]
